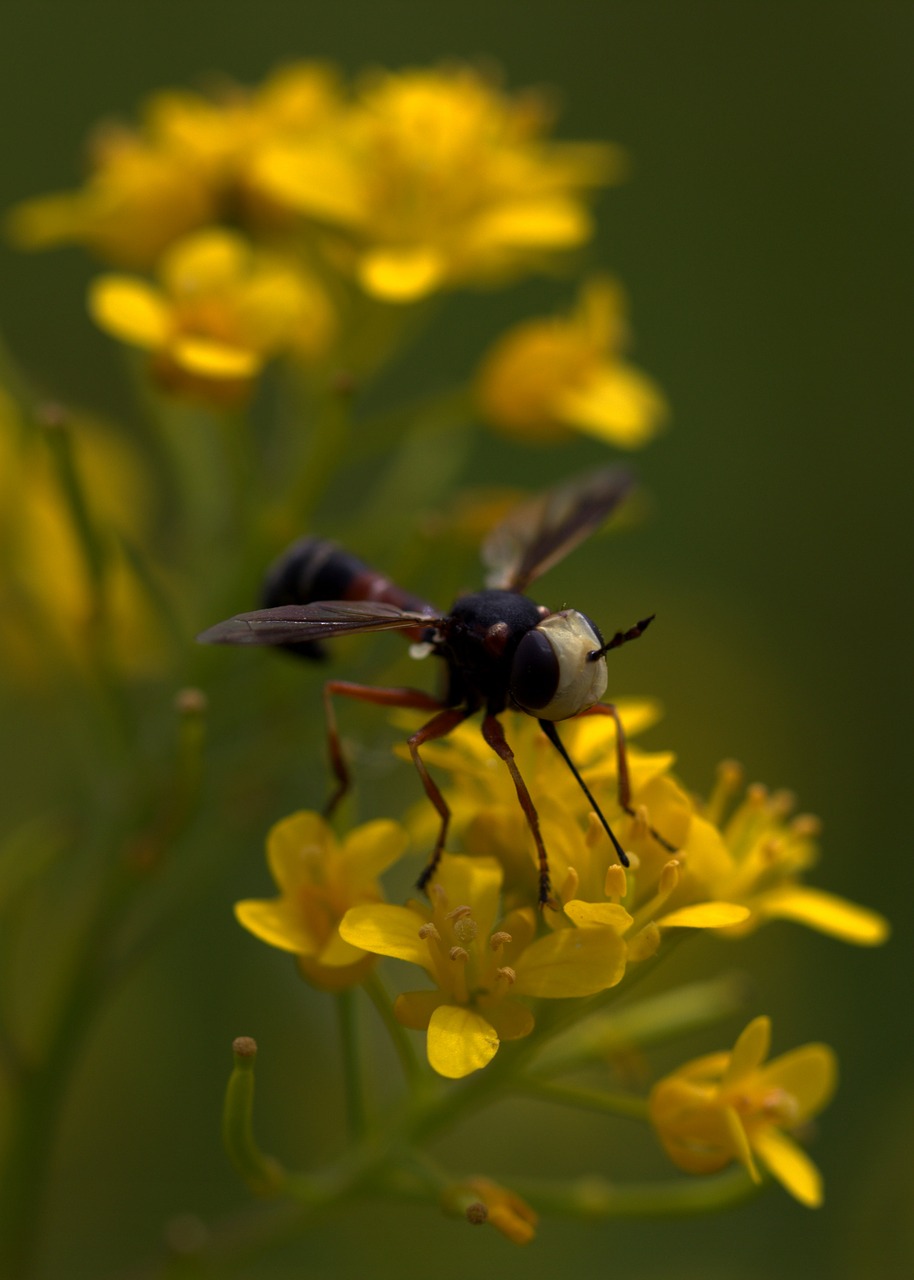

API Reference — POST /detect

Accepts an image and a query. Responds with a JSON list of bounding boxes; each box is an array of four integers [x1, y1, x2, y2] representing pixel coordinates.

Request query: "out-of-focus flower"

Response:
[[476, 277, 667, 446], [7, 62, 345, 268], [235, 811, 408, 991], [88, 228, 336, 404], [255, 65, 622, 302], [340, 854, 627, 1077], [649, 1015, 837, 1206], [0, 390, 168, 682]]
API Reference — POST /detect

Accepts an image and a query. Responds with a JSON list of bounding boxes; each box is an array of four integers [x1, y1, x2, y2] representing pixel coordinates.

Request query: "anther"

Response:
[[605, 864, 628, 900], [495, 966, 517, 985], [659, 859, 681, 895], [449, 946, 469, 963], [418, 923, 441, 942], [791, 814, 822, 838], [446, 905, 473, 921], [490, 931, 512, 950], [466, 1202, 488, 1225]]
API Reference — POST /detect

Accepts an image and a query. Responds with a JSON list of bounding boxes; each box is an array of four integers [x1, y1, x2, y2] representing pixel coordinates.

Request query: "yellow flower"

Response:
[[255, 65, 622, 302], [88, 228, 336, 404], [7, 62, 344, 268], [235, 811, 407, 992], [0, 391, 169, 682], [683, 762, 890, 945], [649, 1016, 837, 1206], [340, 854, 627, 1077], [476, 277, 667, 447]]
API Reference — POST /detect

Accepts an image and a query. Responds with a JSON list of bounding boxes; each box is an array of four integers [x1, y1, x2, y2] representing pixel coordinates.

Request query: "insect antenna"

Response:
[[587, 614, 655, 661], [537, 719, 630, 868]]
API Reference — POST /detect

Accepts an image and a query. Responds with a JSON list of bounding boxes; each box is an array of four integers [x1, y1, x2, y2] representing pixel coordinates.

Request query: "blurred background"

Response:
[[1, 3, 911, 1278]]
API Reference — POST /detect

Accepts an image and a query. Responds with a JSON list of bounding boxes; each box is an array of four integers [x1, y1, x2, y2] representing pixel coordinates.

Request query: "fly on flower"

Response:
[[198, 468, 671, 906]]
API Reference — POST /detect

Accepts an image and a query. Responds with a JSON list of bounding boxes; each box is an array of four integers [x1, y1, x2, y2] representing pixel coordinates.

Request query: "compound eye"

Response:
[[510, 628, 560, 713], [511, 611, 608, 721]]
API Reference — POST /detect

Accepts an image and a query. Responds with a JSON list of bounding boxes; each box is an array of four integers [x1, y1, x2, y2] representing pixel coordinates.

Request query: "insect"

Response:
[[198, 467, 665, 907]]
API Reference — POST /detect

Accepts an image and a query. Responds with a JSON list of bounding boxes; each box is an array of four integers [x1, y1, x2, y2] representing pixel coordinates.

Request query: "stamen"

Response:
[[449, 946, 469, 963], [418, 923, 440, 942], [659, 859, 681, 895], [605, 864, 627, 900], [706, 758, 744, 825], [495, 966, 517, 985], [446, 904, 473, 921], [490, 931, 512, 951], [791, 814, 821, 838]]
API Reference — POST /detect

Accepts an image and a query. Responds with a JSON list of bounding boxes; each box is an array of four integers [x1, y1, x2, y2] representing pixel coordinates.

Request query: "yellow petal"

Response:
[[757, 1043, 838, 1119], [752, 1127, 824, 1207], [317, 930, 368, 968], [472, 199, 591, 249], [266, 811, 331, 893], [357, 246, 447, 302], [557, 365, 667, 449], [170, 335, 261, 378], [722, 1104, 761, 1182], [723, 1016, 771, 1087], [87, 276, 170, 349], [759, 885, 890, 945], [234, 898, 318, 956], [159, 228, 249, 294], [658, 902, 751, 929], [435, 855, 503, 940], [342, 819, 408, 882], [339, 903, 430, 968], [513, 926, 626, 998], [481, 997, 535, 1042], [562, 900, 633, 932], [427, 1004, 500, 1078]]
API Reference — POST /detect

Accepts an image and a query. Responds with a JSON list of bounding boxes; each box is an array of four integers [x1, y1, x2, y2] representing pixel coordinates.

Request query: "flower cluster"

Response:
[[9, 62, 640, 419]]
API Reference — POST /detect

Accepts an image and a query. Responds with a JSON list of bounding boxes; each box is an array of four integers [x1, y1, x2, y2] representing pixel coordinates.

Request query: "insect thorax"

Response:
[[440, 589, 545, 712]]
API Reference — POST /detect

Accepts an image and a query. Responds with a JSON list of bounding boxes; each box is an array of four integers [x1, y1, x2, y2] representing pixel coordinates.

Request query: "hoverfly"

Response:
[[198, 467, 664, 907]]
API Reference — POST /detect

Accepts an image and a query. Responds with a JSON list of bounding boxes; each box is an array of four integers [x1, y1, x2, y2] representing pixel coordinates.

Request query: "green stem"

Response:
[[335, 989, 367, 1140], [506, 1166, 760, 1219], [222, 1039, 285, 1196], [362, 971, 423, 1088], [513, 1076, 649, 1120]]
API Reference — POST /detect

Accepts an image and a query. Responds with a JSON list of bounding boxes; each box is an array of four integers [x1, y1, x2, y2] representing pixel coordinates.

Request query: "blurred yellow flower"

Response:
[[255, 65, 622, 302], [340, 854, 626, 1077], [88, 228, 336, 404], [476, 277, 667, 446], [0, 391, 169, 682], [649, 1015, 837, 1206], [235, 811, 408, 991], [7, 62, 344, 268]]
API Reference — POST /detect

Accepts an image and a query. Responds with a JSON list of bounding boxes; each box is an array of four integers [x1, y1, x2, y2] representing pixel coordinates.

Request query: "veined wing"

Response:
[[197, 600, 445, 646], [482, 466, 634, 593]]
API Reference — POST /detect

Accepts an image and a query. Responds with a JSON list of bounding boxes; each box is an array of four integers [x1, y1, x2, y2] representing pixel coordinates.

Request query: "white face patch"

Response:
[[531, 610, 607, 721]]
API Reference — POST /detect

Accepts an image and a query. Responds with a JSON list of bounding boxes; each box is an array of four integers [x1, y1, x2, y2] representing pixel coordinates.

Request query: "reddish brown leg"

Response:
[[579, 702, 676, 851], [322, 680, 445, 816], [409, 707, 474, 893], [481, 714, 557, 910]]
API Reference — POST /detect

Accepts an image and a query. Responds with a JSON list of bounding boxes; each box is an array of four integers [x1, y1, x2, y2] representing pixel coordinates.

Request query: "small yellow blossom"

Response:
[[235, 811, 407, 991], [476, 277, 667, 447], [7, 62, 344, 268], [88, 228, 336, 404], [255, 65, 622, 302], [649, 1016, 837, 1206], [340, 854, 627, 1077]]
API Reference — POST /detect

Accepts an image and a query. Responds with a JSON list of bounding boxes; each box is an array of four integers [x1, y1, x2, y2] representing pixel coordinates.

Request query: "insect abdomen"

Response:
[[262, 536, 436, 659]]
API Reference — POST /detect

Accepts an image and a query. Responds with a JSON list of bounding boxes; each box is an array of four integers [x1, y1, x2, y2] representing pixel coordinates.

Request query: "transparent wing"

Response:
[[482, 466, 634, 593], [197, 601, 445, 646]]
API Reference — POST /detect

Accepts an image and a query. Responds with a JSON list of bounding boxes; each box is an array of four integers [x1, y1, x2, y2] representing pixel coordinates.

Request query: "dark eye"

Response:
[[510, 628, 559, 712]]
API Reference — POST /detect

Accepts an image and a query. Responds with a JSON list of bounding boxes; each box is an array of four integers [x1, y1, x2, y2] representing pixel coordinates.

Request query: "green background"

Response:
[[1, 3, 911, 1278]]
